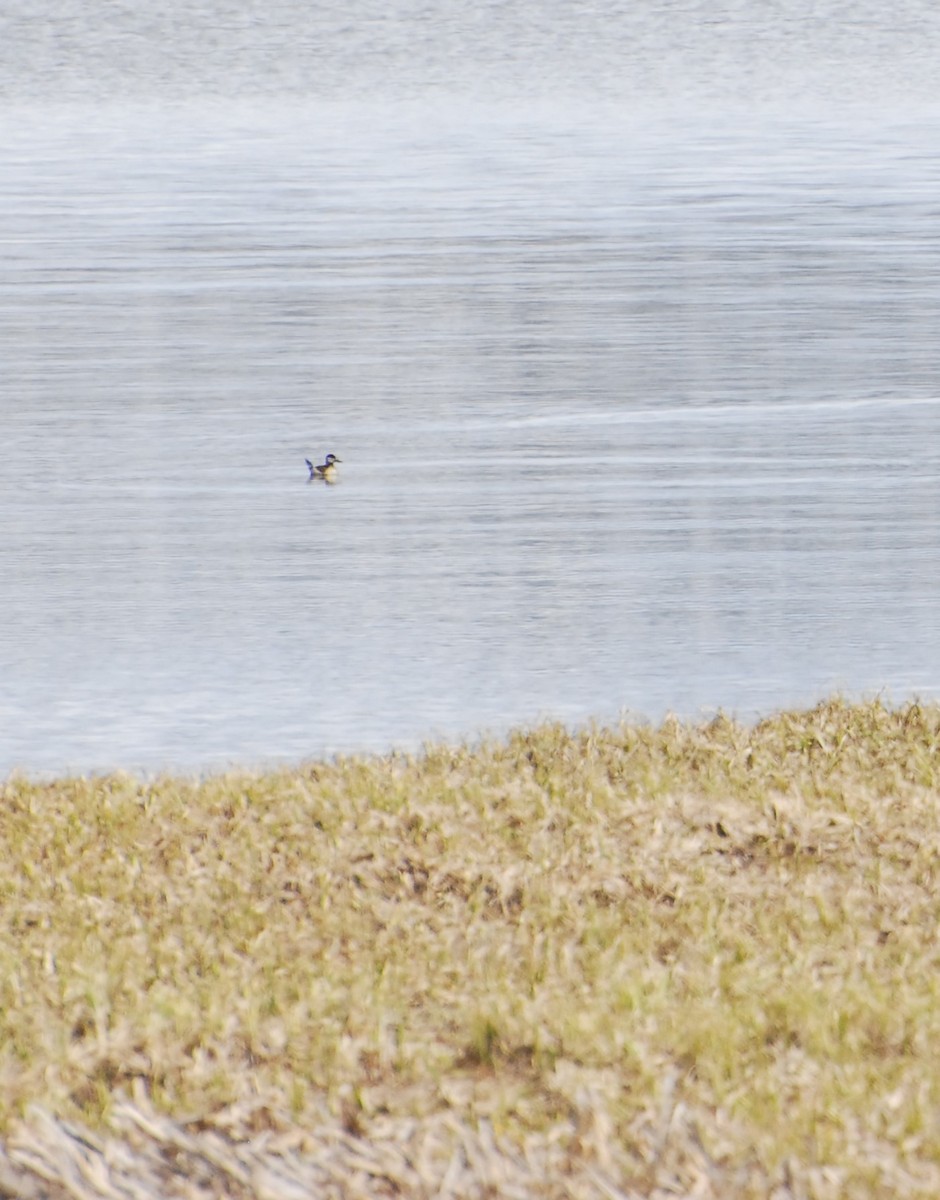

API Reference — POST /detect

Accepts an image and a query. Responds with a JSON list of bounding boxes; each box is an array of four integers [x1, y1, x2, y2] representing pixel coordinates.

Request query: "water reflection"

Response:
[[3, 110, 940, 773]]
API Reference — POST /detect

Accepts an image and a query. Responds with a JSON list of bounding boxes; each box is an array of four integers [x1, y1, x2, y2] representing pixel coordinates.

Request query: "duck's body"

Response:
[[306, 453, 342, 482]]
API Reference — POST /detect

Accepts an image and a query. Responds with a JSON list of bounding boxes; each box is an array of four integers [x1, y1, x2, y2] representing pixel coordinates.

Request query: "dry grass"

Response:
[[2, 697, 940, 1197]]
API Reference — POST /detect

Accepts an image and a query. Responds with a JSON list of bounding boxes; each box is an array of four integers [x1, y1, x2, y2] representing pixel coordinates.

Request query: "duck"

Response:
[[306, 453, 342, 482]]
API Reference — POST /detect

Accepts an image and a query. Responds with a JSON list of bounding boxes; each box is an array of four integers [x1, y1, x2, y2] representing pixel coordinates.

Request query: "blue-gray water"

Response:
[[4, 4, 940, 774]]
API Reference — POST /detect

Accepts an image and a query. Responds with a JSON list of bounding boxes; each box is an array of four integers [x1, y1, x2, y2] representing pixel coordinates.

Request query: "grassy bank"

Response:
[[2, 698, 940, 1197]]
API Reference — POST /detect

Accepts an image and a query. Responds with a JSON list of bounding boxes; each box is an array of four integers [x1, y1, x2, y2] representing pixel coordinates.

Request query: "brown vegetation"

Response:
[[1, 698, 939, 1197]]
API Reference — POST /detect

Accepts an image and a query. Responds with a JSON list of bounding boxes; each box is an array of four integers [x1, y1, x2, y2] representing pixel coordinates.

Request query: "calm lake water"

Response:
[[4, 4, 940, 774]]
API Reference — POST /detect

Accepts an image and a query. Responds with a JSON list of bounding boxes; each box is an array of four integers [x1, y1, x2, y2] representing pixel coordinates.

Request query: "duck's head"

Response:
[[324, 454, 342, 465]]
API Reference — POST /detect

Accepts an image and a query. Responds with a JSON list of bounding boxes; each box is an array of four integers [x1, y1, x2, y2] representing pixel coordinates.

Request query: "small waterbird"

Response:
[[306, 453, 342, 482]]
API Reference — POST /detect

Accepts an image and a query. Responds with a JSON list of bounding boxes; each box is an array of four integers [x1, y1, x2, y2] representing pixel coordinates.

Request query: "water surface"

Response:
[[4, 10, 940, 773]]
